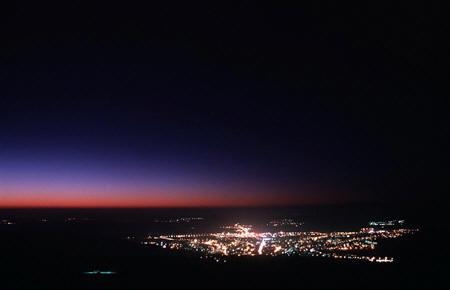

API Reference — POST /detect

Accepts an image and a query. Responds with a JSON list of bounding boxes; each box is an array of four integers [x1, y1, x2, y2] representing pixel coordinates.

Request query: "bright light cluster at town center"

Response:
[[144, 221, 418, 263]]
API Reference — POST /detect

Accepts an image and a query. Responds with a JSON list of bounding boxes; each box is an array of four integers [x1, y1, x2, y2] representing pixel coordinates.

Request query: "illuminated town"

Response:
[[144, 220, 418, 263]]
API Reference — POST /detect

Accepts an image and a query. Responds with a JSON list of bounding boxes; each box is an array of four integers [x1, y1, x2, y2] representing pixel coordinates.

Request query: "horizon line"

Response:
[[0, 201, 397, 210]]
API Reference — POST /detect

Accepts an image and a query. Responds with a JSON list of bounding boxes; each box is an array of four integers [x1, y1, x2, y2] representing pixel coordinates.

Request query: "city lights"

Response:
[[144, 221, 418, 263]]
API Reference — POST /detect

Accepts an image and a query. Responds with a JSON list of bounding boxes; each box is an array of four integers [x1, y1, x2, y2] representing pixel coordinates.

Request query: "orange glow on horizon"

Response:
[[0, 194, 308, 208], [0, 184, 346, 208]]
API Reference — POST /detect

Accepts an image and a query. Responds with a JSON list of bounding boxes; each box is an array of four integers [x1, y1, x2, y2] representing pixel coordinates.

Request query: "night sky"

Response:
[[1, 2, 448, 207]]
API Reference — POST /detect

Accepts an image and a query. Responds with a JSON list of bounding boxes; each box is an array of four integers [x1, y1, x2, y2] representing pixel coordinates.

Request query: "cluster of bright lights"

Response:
[[369, 220, 405, 227], [144, 222, 418, 263], [1, 219, 15, 225], [267, 219, 303, 228], [153, 217, 204, 223]]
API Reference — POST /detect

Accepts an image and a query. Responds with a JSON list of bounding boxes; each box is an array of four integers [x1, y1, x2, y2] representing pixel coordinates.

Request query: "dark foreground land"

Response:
[[0, 207, 447, 290]]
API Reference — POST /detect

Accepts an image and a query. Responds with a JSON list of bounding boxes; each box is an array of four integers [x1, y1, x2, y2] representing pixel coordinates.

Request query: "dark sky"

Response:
[[1, 2, 448, 207]]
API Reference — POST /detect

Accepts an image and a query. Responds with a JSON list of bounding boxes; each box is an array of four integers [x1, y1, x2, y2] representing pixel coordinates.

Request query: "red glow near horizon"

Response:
[[0, 186, 339, 208], [0, 152, 352, 208], [0, 193, 346, 208], [0, 194, 314, 208], [0, 195, 296, 208], [0, 169, 348, 208]]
